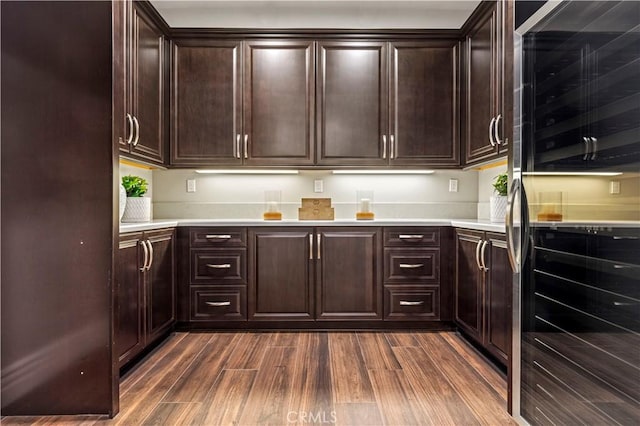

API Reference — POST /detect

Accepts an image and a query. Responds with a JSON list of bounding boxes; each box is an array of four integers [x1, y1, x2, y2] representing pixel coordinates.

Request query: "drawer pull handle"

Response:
[[205, 234, 232, 239], [613, 236, 639, 240], [399, 263, 424, 269], [613, 301, 635, 306], [398, 234, 424, 240], [206, 263, 231, 269], [400, 300, 424, 306], [206, 301, 231, 307]]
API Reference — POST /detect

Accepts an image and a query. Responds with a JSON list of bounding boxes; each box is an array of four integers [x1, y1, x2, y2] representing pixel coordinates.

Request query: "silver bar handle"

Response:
[[390, 134, 396, 159], [494, 114, 502, 145], [399, 263, 424, 269], [475, 239, 483, 271], [206, 263, 231, 269], [139, 239, 149, 272], [206, 301, 231, 307], [398, 234, 424, 240], [382, 135, 387, 159], [235, 134, 241, 159], [613, 236, 639, 240], [132, 115, 140, 147], [582, 137, 591, 160], [205, 234, 232, 239], [309, 234, 313, 260], [146, 240, 154, 271], [317, 234, 321, 259], [126, 113, 134, 145], [590, 137, 598, 160], [488, 116, 496, 147], [244, 134, 248, 159], [480, 240, 489, 272], [505, 178, 519, 272], [400, 300, 424, 306], [613, 264, 634, 269]]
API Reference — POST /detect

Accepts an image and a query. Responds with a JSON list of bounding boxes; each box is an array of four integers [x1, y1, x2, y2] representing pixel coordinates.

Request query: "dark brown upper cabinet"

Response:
[[464, 1, 511, 165], [243, 41, 315, 166], [316, 41, 389, 166], [120, 2, 166, 165], [389, 41, 460, 166], [171, 39, 243, 166], [171, 39, 314, 167], [317, 40, 460, 167]]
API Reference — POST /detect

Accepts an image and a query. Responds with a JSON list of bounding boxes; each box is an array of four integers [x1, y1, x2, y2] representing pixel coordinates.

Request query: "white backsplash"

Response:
[[477, 164, 508, 220], [151, 169, 480, 220]]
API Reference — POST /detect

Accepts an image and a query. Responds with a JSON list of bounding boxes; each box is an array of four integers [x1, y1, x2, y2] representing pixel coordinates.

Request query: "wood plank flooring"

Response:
[[2, 331, 515, 425]]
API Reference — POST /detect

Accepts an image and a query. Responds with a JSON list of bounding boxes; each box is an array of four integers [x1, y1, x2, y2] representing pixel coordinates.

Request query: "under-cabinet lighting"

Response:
[[195, 169, 299, 175], [332, 170, 435, 175], [522, 172, 623, 176]]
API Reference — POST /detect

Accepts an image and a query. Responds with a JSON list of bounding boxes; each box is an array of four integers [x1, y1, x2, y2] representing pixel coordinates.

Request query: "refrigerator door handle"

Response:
[[506, 178, 520, 272]]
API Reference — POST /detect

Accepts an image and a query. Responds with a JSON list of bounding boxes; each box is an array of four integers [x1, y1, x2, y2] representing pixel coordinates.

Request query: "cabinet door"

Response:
[[243, 41, 315, 166], [249, 228, 314, 320], [117, 233, 145, 368], [464, 6, 500, 164], [146, 229, 175, 343], [485, 233, 511, 365], [171, 39, 242, 166], [454, 229, 484, 342], [389, 41, 460, 166], [316, 228, 382, 320], [317, 41, 388, 166], [130, 4, 165, 164]]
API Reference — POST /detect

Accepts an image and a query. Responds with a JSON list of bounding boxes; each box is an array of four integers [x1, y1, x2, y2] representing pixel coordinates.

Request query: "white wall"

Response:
[[151, 169, 480, 220]]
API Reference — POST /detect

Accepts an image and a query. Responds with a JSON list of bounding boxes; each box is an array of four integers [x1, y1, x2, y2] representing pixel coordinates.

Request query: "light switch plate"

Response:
[[449, 178, 458, 192], [187, 179, 196, 193], [314, 179, 324, 193], [610, 180, 620, 194]]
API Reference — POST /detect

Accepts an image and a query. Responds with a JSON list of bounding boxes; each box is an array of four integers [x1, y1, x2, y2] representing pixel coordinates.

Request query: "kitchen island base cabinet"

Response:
[[454, 229, 511, 366], [117, 228, 175, 369]]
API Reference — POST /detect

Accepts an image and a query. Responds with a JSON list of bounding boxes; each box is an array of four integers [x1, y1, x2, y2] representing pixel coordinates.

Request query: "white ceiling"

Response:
[[150, 0, 482, 29]]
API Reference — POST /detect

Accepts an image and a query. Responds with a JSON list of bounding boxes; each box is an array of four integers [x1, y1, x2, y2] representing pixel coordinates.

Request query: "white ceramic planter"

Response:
[[490, 195, 507, 223], [122, 196, 151, 223], [119, 184, 127, 222]]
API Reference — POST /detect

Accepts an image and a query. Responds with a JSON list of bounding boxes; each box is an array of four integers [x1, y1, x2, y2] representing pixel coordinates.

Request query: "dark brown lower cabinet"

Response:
[[249, 228, 314, 320], [117, 228, 175, 368], [455, 228, 511, 365], [316, 228, 383, 320]]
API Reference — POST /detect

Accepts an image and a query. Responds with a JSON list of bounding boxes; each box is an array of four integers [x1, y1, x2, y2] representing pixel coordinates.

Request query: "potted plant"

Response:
[[121, 175, 151, 222], [490, 173, 508, 223]]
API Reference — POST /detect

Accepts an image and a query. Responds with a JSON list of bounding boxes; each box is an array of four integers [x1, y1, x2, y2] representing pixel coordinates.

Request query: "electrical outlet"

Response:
[[314, 179, 324, 193], [187, 179, 196, 193], [449, 178, 458, 192], [610, 180, 620, 194]]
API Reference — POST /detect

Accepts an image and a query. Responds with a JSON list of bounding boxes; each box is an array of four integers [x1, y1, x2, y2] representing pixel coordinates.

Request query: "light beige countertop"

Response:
[[120, 218, 507, 234]]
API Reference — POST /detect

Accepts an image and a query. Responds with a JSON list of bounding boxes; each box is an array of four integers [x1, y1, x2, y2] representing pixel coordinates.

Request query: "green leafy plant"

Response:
[[492, 173, 508, 197], [122, 175, 148, 197]]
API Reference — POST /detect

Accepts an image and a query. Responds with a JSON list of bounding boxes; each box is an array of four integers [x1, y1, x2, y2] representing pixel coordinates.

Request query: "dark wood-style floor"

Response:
[[3, 331, 516, 425]]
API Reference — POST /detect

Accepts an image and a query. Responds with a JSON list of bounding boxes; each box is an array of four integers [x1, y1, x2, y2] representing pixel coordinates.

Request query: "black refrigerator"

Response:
[[510, 1, 640, 424]]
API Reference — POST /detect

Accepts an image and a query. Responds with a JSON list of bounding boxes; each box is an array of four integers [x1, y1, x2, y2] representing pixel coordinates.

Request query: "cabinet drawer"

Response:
[[384, 286, 439, 320], [384, 227, 440, 247], [191, 249, 247, 285], [189, 227, 247, 247], [384, 248, 439, 283], [191, 287, 247, 321]]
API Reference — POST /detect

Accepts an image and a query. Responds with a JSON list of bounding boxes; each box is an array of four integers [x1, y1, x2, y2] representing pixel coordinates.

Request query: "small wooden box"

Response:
[[298, 198, 334, 220]]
